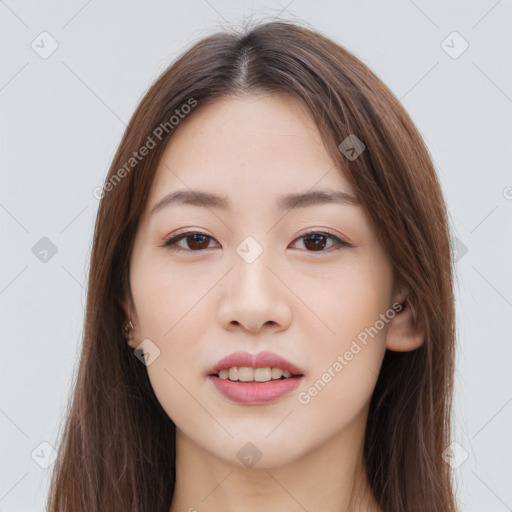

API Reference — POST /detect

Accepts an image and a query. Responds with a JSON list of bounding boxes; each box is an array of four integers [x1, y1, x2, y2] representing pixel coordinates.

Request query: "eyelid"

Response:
[[160, 228, 218, 251], [160, 228, 354, 252]]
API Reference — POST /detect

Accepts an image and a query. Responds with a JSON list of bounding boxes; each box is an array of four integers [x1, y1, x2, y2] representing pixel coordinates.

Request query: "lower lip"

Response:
[[208, 375, 303, 404]]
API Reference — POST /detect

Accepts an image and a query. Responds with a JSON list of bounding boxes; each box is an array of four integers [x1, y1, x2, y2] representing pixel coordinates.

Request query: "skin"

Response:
[[122, 92, 425, 512]]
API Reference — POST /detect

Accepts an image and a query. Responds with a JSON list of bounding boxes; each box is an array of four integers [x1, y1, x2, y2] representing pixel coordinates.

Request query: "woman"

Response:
[[47, 19, 458, 512]]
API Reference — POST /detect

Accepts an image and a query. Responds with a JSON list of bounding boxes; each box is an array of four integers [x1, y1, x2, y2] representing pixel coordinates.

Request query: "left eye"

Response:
[[161, 230, 351, 253], [295, 231, 349, 252]]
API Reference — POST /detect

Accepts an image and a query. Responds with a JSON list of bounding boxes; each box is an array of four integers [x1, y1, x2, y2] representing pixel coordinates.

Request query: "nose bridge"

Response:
[[233, 234, 276, 298], [217, 234, 291, 332], [236, 234, 268, 268]]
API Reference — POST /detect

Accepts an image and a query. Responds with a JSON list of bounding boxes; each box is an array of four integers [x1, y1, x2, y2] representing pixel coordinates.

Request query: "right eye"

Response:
[[161, 231, 220, 252]]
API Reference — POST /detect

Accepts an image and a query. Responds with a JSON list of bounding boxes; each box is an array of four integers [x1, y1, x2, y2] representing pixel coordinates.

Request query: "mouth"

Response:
[[206, 351, 305, 404], [209, 366, 303, 382], [206, 350, 306, 378]]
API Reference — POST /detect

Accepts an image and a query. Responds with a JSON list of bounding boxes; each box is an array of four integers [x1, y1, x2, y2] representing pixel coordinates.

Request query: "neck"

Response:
[[169, 405, 381, 512]]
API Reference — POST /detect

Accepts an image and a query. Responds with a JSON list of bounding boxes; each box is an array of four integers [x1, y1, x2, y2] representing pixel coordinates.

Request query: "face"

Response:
[[124, 92, 401, 468]]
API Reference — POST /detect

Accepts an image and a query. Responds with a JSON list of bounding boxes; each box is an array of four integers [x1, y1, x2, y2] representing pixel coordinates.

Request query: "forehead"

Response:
[[147, 93, 355, 211]]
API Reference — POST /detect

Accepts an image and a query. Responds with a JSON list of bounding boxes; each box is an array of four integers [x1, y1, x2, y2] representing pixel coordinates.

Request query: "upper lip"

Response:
[[207, 350, 305, 376]]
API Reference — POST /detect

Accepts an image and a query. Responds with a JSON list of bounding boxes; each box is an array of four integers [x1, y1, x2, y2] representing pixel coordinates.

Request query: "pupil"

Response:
[[189, 234, 208, 249], [307, 234, 326, 251]]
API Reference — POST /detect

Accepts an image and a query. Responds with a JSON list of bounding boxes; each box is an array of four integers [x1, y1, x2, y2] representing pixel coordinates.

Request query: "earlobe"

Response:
[[124, 320, 139, 349], [385, 296, 425, 352], [126, 337, 139, 350], [121, 297, 139, 349]]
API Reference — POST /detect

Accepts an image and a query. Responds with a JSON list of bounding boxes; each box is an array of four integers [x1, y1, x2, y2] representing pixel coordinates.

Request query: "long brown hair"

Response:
[[47, 19, 457, 512]]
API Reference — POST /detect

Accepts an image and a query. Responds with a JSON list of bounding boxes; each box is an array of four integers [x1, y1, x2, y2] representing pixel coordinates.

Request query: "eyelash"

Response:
[[160, 229, 353, 254]]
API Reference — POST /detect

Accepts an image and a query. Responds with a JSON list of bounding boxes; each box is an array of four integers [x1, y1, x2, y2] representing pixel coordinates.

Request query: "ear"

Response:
[[385, 288, 425, 352], [121, 296, 140, 350]]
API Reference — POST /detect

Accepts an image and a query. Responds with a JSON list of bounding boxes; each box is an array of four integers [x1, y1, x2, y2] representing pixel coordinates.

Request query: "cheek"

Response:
[[133, 276, 208, 428], [130, 248, 218, 413], [133, 277, 209, 373], [131, 245, 215, 342], [295, 251, 392, 345], [294, 252, 392, 412]]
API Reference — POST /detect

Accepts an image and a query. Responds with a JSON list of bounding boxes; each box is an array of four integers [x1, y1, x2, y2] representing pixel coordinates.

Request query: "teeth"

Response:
[[239, 367, 254, 382], [217, 366, 297, 382], [271, 368, 283, 379], [254, 367, 272, 382]]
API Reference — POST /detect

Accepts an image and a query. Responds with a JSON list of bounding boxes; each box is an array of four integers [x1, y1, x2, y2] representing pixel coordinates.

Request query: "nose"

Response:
[[217, 251, 292, 334]]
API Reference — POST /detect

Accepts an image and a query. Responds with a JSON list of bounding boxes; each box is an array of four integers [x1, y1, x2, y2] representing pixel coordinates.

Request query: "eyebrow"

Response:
[[149, 188, 360, 216]]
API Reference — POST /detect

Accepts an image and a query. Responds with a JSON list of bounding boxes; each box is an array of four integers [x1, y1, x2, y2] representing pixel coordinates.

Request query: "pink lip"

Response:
[[206, 350, 305, 377], [208, 375, 303, 404], [206, 350, 305, 405]]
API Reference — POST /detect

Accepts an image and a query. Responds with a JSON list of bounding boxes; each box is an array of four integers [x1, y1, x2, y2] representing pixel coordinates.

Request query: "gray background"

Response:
[[1, 1, 511, 510]]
